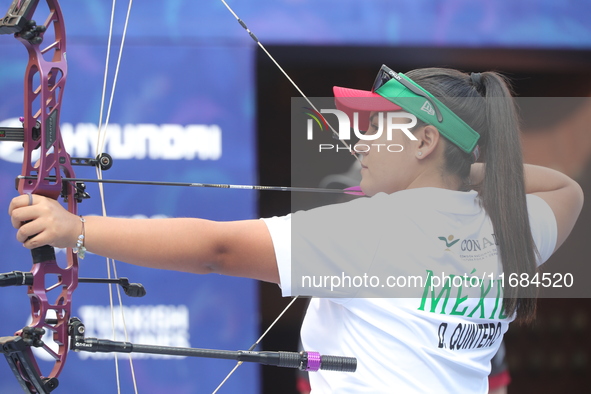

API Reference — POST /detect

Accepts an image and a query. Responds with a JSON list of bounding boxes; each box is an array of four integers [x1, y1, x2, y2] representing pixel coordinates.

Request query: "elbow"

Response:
[[200, 244, 230, 275]]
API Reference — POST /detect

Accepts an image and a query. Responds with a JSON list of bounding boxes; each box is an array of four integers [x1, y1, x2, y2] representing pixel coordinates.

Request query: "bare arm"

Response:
[[471, 163, 584, 251], [8, 195, 280, 284]]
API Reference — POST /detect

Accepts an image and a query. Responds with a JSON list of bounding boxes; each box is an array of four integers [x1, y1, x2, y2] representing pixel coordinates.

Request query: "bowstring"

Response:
[[211, 296, 300, 394], [91, 1, 353, 392], [96, 0, 138, 393], [94, 1, 301, 392], [218, 0, 361, 164], [212, 1, 350, 391]]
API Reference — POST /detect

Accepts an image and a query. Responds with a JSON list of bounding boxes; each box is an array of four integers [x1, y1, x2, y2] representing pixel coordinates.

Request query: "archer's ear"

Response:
[[414, 125, 441, 159]]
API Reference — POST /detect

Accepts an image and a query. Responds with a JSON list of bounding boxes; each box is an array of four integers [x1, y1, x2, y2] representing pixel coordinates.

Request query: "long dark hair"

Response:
[[407, 68, 538, 323]]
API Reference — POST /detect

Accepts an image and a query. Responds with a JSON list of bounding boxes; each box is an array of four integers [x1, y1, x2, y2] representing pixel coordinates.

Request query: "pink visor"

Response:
[[333, 86, 403, 131]]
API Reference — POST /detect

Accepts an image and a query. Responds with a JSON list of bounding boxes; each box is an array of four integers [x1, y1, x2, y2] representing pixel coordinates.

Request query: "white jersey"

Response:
[[263, 188, 557, 393]]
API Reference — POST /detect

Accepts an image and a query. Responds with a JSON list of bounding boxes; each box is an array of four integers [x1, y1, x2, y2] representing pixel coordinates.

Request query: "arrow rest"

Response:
[[65, 153, 114, 202], [62, 180, 90, 203]]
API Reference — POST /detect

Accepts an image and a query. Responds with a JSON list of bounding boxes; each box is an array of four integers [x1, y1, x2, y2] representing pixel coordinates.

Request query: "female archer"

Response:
[[9, 66, 583, 392]]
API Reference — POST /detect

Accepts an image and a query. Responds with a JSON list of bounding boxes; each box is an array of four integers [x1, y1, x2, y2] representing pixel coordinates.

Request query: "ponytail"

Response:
[[407, 68, 538, 323], [478, 72, 537, 322]]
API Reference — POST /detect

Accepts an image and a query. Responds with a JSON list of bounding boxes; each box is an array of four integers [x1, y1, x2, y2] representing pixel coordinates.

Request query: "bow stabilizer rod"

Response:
[[0, 271, 147, 298], [69, 318, 356, 373]]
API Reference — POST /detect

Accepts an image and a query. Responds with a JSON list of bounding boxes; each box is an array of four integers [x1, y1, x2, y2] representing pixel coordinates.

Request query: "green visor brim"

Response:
[[375, 75, 480, 154]]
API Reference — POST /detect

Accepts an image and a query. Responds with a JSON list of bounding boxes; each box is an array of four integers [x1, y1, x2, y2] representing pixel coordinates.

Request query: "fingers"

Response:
[[8, 193, 33, 216], [9, 194, 35, 229], [10, 195, 49, 246], [16, 220, 45, 247], [8, 194, 78, 249]]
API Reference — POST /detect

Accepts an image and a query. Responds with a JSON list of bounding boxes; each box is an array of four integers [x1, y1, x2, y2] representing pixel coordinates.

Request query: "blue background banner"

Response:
[[60, 0, 591, 47]]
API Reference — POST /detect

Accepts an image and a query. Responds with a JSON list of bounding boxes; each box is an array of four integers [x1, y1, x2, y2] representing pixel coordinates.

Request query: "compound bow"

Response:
[[0, 0, 86, 391], [0, 1, 357, 392]]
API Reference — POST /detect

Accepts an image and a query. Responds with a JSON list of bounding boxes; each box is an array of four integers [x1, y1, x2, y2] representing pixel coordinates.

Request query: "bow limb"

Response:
[[0, 0, 77, 392]]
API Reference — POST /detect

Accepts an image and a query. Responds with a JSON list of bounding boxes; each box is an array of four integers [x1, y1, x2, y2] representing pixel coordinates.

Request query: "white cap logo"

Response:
[[421, 101, 435, 116]]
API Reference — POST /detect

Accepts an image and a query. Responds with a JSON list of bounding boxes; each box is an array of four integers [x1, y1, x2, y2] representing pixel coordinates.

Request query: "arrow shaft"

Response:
[[17, 176, 348, 194]]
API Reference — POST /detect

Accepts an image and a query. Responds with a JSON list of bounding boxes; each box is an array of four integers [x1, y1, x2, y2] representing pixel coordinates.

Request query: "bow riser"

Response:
[[1, 0, 76, 391], [27, 253, 77, 378], [17, 0, 69, 201]]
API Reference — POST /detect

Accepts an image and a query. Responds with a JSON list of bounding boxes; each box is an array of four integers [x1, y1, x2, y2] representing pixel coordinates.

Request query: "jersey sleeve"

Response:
[[261, 215, 293, 296], [526, 194, 558, 266], [262, 196, 387, 298]]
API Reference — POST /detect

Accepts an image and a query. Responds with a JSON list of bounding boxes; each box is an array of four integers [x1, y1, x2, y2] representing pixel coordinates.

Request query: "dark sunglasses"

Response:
[[371, 65, 444, 123]]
